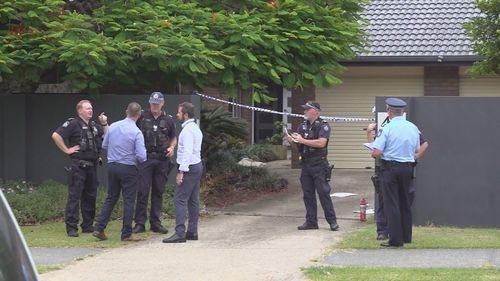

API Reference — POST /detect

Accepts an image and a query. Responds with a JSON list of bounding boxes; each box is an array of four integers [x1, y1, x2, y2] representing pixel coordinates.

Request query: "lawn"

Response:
[[303, 223, 500, 281], [22, 218, 173, 248], [336, 223, 500, 249], [303, 267, 500, 281]]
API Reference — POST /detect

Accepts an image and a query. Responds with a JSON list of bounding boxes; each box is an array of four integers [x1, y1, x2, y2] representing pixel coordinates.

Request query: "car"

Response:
[[0, 189, 39, 281]]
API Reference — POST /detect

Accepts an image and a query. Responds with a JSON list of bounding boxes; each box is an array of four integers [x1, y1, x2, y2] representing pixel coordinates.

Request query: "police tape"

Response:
[[194, 91, 374, 122]]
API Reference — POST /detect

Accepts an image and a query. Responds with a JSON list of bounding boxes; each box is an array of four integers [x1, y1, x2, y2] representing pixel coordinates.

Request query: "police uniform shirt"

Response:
[[137, 110, 176, 153], [297, 118, 330, 158], [298, 119, 331, 141], [372, 116, 420, 162], [55, 117, 104, 160]]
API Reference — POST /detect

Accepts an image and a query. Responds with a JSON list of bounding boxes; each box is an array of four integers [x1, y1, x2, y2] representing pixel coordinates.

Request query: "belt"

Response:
[[72, 159, 95, 167], [380, 160, 414, 167], [301, 156, 326, 165]]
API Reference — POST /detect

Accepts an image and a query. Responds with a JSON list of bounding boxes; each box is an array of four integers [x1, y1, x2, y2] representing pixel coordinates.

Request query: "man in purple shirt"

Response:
[[93, 102, 147, 242]]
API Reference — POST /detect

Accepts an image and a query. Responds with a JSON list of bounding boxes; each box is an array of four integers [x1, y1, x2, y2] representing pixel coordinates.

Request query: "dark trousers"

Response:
[[375, 188, 388, 235], [380, 164, 413, 246], [95, 162, 138, 240], [174, 162, 203, 237], [135, 159, 170, 227], [300, 162, 337, 225], [65, 163, 97, 232]]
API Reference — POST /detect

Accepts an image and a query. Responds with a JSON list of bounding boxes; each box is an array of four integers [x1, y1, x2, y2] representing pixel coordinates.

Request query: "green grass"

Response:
[[22, 218, 173, 248], [303, 267, 500, 281], [336, 223, 500, 249], [37, 264, 64, 274]]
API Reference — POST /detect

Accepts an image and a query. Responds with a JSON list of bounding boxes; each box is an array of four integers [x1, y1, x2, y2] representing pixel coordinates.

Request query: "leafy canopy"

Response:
[[0, 0, 367, 98], [466, 0, 500, 75]]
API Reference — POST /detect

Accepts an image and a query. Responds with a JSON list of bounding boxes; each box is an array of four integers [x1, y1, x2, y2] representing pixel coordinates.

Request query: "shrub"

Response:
[[4, 180, 67, 225], [241, 143, 279, 162], [2, 180, 143, 225], [200, 105, 248, 161]]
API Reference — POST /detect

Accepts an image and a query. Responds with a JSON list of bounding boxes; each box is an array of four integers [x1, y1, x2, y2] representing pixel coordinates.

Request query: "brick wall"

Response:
[[424, 66, 459, 96]]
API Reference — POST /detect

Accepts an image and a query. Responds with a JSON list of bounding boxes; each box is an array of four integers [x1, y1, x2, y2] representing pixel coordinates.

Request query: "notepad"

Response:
[[363, 142, 374, 151], [284, 127, 299, 143]]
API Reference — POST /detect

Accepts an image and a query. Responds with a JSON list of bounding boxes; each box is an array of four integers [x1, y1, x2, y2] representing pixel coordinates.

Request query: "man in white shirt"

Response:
[[163, 102, 203, 243]]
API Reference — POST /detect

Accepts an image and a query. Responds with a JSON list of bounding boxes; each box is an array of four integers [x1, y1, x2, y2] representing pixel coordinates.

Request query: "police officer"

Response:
[[289, 101, 339, 231], [132, 92, 177, 234], [52, 100, 108, 237], [371, 98, 421, 247], [367, 121, 428, 241]]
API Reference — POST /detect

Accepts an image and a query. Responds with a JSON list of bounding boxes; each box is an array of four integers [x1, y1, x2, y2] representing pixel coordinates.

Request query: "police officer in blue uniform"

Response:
[[52, 100, 108, 237], [289, 101, 339, 231], [132, 92, 177, 234], [372, 98, 421, 247], [367, 119, 428, 241]]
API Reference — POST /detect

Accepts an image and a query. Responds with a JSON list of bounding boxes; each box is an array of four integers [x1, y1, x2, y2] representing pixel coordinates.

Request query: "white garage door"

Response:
[[316, 67, 424, 169]]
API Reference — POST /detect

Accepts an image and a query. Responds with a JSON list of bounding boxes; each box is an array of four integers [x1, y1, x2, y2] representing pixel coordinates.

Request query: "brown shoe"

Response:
[[92, 230, 108, 241], [122, 235, 142, 242]]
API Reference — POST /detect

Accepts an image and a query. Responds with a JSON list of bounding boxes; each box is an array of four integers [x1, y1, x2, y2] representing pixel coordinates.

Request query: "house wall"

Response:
[[315, 67, 424, 169], [459, 67, 500, 97], [301, 65, 500, 169], [424, 66, 459, 96]]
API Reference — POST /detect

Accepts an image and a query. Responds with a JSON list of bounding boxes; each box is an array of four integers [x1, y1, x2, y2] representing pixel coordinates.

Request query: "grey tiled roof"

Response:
[[360, 0, 480, 58]]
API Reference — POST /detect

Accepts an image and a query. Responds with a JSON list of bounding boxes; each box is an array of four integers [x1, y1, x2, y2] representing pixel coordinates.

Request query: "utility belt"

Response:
[[300, 155, 327, 166], [71, 159, 95, 168], [147, 152, 168, 161]]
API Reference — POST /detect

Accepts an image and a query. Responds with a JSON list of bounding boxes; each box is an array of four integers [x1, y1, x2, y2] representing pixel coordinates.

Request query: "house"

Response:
[[284, 0, 500, 169]]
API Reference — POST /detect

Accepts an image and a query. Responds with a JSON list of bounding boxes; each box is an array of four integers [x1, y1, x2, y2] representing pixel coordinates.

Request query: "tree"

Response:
[[466, 0, 500, 75], [0, 0, 367, 98]]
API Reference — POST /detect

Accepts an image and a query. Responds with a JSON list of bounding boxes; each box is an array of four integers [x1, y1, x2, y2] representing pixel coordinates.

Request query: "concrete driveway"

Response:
[[41, 161, 374, 281]]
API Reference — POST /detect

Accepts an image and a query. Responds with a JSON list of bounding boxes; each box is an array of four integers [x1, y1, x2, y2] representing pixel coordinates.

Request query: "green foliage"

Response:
[[2, 180, 177, 225], [200, 105, 248, 164], [241, 143, 279, 162], [264, 121, 285, 145], [465, 0, 500, 75], [4, 180, 67, 224], [0, 0, 367, 97]]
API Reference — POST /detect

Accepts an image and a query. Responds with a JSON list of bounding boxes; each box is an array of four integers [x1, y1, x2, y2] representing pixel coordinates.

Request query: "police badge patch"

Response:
[[62, 121, 69, 127], [323, 125, 329, 131], [377, 129, 383, 137]]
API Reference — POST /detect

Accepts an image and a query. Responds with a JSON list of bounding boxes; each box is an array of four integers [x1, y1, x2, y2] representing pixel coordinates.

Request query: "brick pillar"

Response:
[[290, 86, 315, 168], [424, 66, 459, 96]]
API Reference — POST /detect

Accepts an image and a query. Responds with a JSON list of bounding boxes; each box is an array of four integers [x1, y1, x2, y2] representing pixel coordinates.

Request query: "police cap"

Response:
[[301, 101, 321, 111], [149, 92, 164, 104], [385, 98, 406, 110]]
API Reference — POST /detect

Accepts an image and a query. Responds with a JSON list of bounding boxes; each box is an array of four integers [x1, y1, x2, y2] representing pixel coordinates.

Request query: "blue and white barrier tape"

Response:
[[194, 91, 374, 122]]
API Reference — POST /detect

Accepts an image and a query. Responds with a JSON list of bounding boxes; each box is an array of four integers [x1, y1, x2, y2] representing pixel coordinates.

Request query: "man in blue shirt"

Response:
[[163, 102, 203, 243], [372, 98, 421, 247], [93, 102, 147, 242]]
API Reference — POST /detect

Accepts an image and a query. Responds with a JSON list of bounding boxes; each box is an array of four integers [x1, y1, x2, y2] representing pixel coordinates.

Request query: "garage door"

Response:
[[316, 67, 424, 169]]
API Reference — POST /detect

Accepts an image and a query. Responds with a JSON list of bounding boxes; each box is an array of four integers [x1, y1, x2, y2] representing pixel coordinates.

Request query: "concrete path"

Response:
[[40, 161, 372, 281], [324, 249, 500, 268], [31, 248, 102, 265]]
